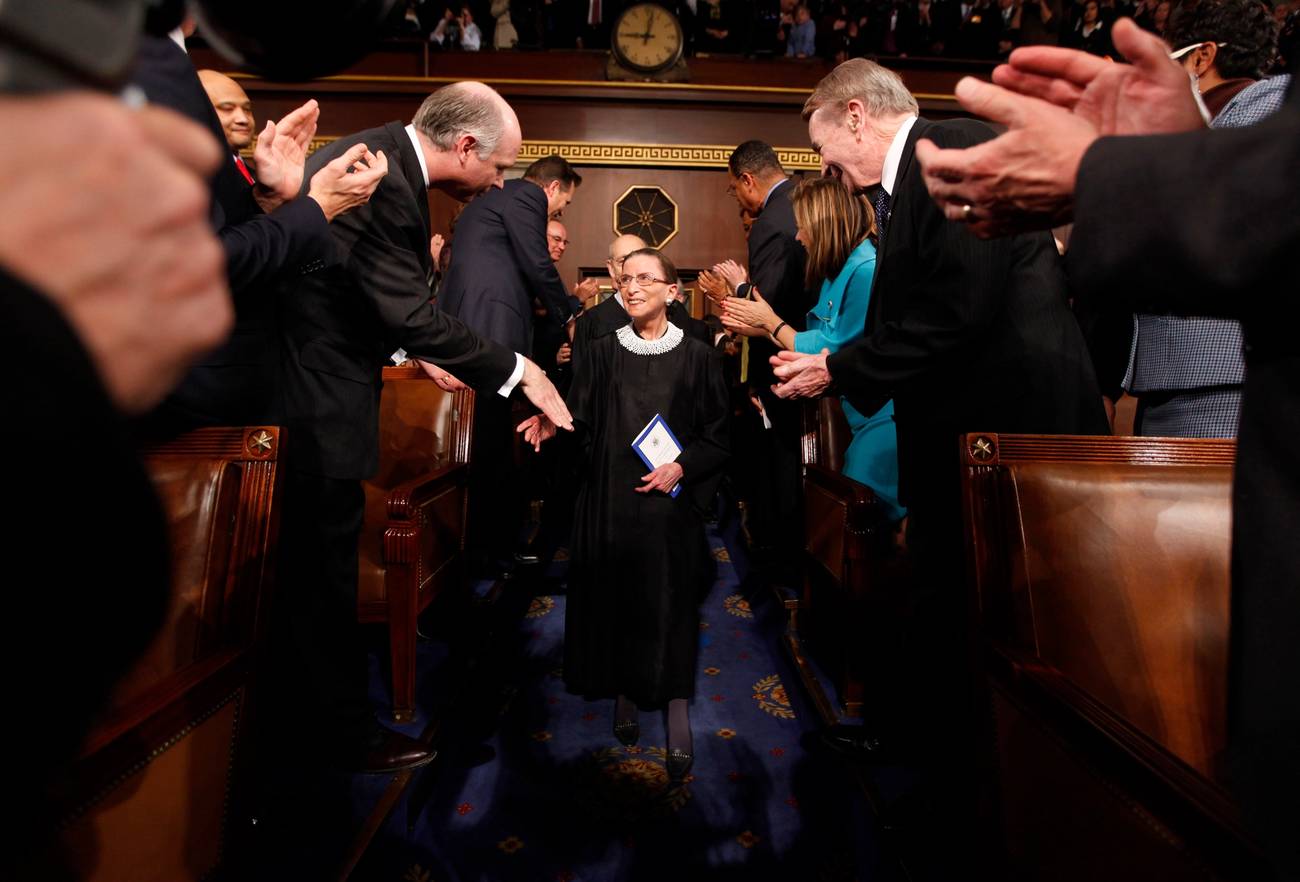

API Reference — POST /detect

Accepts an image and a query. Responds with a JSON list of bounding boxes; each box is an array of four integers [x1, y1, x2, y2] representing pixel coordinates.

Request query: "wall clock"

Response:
[[613, 185, 678, 248], [607, 3, 688, 82]]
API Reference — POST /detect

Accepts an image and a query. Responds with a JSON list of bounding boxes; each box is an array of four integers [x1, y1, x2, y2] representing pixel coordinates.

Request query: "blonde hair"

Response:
[[802, 58, 919, 123], [790, 177, 875, 290]]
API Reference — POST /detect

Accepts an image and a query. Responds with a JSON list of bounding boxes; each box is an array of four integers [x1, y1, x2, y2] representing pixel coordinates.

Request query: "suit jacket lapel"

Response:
[[386, 121, 431, 238], [867, 118, 928, 309]]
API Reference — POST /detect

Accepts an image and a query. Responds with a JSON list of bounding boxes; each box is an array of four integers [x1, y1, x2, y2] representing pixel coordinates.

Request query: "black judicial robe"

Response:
[[563, 324, 729, 708]]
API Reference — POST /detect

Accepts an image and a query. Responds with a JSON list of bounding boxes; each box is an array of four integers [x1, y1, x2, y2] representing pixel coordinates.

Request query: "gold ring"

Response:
[[961, 203, 974, 220]]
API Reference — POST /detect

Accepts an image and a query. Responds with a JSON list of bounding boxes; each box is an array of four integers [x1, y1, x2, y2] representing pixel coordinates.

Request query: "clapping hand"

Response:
[[573, 276, 600, 303], [251, 98, 318, 212], [711, 259, 748, 294], [721, 287, 779, 338], [697, 269, 730, 305], [429, 233, 445, 264], [913, 18, 1202, 238], [771, 348, 833, 399], [307, 143, 388, 221], [636, 462, 684, 495]]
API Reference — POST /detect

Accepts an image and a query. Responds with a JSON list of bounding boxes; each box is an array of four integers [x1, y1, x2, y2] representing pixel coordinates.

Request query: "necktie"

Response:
[[590, 0, 601, 26], [873, 187, 892, 239], [233, 154, 255, 186]]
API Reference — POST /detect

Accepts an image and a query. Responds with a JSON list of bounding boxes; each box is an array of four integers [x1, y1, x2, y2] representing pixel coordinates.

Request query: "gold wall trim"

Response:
[[518, 140, 819, 170], [291, 137, 819, 170]]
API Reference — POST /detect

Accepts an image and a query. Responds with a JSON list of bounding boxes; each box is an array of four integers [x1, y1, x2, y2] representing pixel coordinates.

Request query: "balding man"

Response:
[[547, 219, 569, 262], [569, 233, 648, 366], [276, 82, 572, 774], [197, 69, 254, 153]]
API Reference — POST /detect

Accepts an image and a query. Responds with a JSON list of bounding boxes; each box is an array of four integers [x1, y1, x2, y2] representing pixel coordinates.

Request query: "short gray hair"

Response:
[[802, 58, 919, 122], [412, 82, 506, 160]]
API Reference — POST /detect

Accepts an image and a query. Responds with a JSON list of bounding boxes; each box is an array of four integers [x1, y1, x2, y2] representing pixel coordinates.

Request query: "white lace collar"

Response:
[[615, 321, 684, 356]]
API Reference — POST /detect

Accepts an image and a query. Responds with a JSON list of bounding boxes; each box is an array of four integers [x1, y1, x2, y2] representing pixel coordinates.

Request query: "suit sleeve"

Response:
[[748, 219, 795, 307], [506, 186, 574, 325], [826, 126, 1019, 417], [218, 195, 332, 292], [1067, 97, 1300, 316], [340, 191, 516, 392]]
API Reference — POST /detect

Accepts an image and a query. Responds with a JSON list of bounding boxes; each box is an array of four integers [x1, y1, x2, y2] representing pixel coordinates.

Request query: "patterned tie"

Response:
[[873, 187, 892, 239]]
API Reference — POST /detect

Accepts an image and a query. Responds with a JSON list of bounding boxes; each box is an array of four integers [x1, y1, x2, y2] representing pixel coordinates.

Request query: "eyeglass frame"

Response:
[[547, 233, 571, 246], [616, 272, 673, 287]]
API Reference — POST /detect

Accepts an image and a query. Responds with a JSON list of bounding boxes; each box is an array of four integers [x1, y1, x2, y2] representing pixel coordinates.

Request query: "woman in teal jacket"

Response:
[[721, 177, 903, 522]]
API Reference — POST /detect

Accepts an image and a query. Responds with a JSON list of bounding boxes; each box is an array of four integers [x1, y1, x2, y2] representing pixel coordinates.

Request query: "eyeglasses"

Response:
[[548, 234, 571, 246], [617, 272, 671, 287]]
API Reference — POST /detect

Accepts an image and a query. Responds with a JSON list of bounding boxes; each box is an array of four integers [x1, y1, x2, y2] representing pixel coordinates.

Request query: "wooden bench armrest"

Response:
[[384, 461, 468, 522]]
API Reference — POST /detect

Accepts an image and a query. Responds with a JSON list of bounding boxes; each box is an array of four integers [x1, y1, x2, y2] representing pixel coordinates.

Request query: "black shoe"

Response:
[[512, 551, 541, 566], [665, 749, 693, 782], [613, 719, 640, 747], [817, 723, 901, 764], [342, 728, 436, 774]]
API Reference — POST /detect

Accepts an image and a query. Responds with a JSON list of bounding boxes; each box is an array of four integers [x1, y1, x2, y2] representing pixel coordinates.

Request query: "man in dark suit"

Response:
[[772, 59, 1105, 830], [277, 82, 572, 772], [910, 20, 1300, 876], [439, 153, 582, 574], [714, 140, 813, 581], [131, 33, 384, 434]]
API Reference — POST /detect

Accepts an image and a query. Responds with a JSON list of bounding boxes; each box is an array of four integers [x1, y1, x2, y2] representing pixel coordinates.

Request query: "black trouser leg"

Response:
[[466, 391, 520, 564]]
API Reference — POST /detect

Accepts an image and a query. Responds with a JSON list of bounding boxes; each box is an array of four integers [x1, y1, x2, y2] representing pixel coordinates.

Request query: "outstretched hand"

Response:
[[516, 413, 557, 452], [519, 358, 574, 432], [416, 360, 466, 391]]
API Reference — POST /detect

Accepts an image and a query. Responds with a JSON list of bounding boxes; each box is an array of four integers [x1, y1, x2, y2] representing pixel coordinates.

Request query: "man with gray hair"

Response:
[[770, 58, 1105, 845], [275, 81, 573, 774]]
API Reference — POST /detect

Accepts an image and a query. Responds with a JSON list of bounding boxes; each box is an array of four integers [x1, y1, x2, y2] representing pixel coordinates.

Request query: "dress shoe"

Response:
[[613, 719, 640, 747], [345, 728, 436, 774], [665, 748, 693, 782], [512, 551, 541, 566], [817, 723, 901, 764]]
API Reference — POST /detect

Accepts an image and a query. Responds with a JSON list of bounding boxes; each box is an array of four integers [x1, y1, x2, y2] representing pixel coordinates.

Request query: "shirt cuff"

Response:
[[497, 352, 526, 398]]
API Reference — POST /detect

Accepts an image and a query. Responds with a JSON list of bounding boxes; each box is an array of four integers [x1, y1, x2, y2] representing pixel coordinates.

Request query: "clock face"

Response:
[[613, 3, 684, 73]]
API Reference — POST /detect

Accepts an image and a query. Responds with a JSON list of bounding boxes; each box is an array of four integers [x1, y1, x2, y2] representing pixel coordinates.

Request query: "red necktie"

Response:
[[590, 0, 601, 26], [233, 154, 255, 186]]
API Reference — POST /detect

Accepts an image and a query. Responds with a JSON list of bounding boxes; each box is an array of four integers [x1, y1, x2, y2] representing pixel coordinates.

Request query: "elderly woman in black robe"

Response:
[[519, 248, 729, 782]]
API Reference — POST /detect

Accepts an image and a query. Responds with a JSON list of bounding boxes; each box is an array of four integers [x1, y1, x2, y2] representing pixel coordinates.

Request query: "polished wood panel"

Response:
[[960, 432, 1263, 880], [60, 427, 284, 881]]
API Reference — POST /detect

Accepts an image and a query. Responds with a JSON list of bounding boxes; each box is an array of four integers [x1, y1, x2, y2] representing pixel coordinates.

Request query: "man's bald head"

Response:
[[547, 220, 569, 262], [607, 234, 648, 289], [412, 81, 522, 198], [197, 70, 254, 151]]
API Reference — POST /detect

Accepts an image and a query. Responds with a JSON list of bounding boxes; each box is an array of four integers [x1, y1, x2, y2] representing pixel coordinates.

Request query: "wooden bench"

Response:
[[357, 365, 473, 722], [59, 426, 283, 882], [960, 432, 1266, 879]]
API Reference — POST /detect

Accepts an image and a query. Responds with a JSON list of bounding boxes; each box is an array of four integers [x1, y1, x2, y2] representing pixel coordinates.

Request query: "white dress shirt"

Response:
[[881, 115, 919, 197]]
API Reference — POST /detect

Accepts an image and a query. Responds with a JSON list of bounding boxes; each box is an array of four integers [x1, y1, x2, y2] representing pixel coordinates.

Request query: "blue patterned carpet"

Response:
[[350, 522, 896, 882]]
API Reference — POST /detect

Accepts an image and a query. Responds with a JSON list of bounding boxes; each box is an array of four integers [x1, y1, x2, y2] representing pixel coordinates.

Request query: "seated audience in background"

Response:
[[1063, 0, 1115, 55], [432, 5, 483, 49], [719, 177, 903, 521], [995, 0, 1022, 56], [787, 4, 818, 55], [696, 0, 741, 52], [948, 0, 1001, 57], [898, 0, 950, 55], [1018, 0, 1061, 46], [492, 0, 519, 47], [1165, 0, 1280, 117]]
